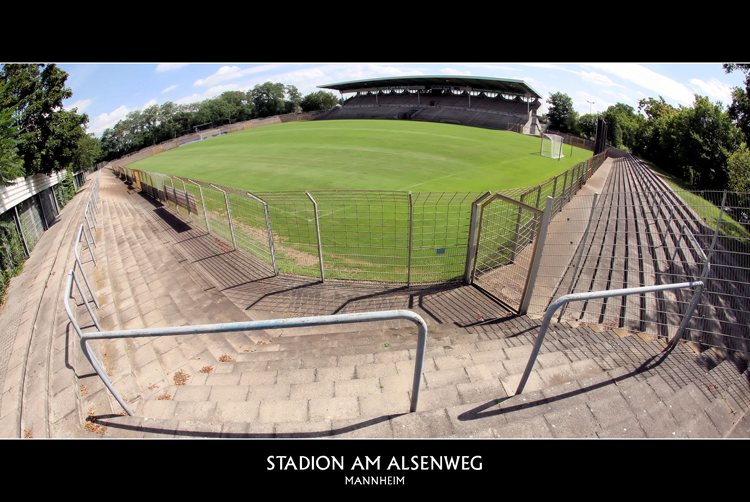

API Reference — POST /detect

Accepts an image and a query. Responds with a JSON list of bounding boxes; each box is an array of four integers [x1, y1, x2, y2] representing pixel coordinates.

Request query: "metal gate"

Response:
[[469, 194, 553, 314]]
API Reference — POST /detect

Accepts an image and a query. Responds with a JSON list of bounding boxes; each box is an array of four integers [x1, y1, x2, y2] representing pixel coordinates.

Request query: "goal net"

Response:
[[541, 134, 564, 159]]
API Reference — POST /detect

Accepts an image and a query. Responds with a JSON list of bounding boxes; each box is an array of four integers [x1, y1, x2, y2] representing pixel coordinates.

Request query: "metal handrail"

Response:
[[79, 310, 429, 417], [515, 280, 705, 395], [73, 225, 99, 309]]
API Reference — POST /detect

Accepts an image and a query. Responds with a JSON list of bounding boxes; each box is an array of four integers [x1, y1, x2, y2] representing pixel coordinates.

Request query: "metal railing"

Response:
[[111, 150, 606, 286], [74, 310, 429, 417], [516, 224, 711, 395], [515, 281, 706, 395], [66, 168, 436, 421]]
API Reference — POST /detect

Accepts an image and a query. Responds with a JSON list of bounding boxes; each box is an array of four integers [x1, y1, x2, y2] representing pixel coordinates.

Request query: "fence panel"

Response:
[[254, 191, 322, 278], [473, 194, 542, 310]]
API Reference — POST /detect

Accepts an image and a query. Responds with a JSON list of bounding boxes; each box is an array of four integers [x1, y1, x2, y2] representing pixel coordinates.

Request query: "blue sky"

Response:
[[56, 62, 747, 138]]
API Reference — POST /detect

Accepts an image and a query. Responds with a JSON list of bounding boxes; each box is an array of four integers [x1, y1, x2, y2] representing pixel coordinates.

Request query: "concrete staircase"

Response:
[[69, 169, 750, 438]]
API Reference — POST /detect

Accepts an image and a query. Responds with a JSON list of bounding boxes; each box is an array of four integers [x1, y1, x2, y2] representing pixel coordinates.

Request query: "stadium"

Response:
[[6, 74, 750, 439]]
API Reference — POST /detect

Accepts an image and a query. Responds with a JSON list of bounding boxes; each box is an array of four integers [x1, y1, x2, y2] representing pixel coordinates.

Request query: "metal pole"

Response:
[[72, 271, 101, 332], [181, 179, 192, 222], [407, 191, 413, 286], [519, 196, 554, 315], [81, 309, 429, 416], [706, 191, 727, 267], [211, 185, 237, 250], [189, 180, 211, 234], [464, 191, 491, 284], [13, 205, 30, 258], [306, 191, 325, 282], [511, 192, 528, 261], [515, 280, 705, 395], [248, 192, 279, 276]]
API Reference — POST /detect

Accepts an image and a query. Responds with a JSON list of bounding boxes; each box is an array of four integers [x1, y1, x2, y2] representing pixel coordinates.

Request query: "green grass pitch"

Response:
[[131, 120, 592, 192], [130, 120, 594, 283]]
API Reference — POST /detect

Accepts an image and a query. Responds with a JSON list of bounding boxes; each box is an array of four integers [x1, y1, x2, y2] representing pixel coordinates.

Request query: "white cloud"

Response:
[[519, 63, 568, 71], [689, 77, 735, 105], [585, 63, 695, 105], [192, 64, 283, 88], [580, 71, 622, 87], [193, 66, 243, 87], [65, 98, 93, 113], [440, 68, 472, 75], [156, 63, 189, 72], [162, 84, 178, 94], [89, 105, 130, 136]]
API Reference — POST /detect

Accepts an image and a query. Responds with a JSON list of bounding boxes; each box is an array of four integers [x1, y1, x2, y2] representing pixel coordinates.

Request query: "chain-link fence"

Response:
[[116, 151, 605, 288], [113, 151, 750, 353]]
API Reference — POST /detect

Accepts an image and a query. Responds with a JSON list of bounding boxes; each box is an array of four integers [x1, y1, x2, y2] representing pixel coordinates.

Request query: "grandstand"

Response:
[[318, 75, 544, 134]]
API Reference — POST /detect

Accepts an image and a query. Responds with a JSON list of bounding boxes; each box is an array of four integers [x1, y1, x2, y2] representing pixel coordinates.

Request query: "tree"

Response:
[[545, 92, 578, 133], [577, 114, 598, 140], [251, 82, 287, 118], [727, 143, 750, 193], [0, 64, 88, 176], [0, 81, 23, 185], [300, 91, 339, 112], [724, 64, 750, 144], [601, 103, 642, 149], [283, 85, 302, 114], [71, 133, 102, 172]]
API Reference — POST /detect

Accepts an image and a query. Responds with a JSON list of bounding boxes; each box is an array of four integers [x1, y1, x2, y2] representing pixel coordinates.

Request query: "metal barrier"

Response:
[[76, 310, 429, 417], [516, 224, 710, 395], [118, 151, 606, 286], [515, 280, 706, 395]]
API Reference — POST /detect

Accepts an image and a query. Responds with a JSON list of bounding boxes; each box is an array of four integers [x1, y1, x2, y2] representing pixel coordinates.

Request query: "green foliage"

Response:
[[724, 64, 750, 144], [632, 95, 740, 189], [577, 114, 598, 140], [300, 91, 339, 112], [0, 64, 88, 176], [600, 103, 643, 149], [63, 170, 76, 201], [545, 92, 578, 133], [0, 217, 26, 305], [0, 81, 23, 185], [728, 143, 750, 194]]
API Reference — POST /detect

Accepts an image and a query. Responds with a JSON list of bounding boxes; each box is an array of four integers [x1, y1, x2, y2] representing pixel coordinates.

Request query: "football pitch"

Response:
[[129, 120, 594, 283], [131, 120, 592, 193]]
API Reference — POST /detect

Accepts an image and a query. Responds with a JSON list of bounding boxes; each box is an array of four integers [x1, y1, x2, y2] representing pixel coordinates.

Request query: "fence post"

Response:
[[511, 192, 528, 261], [248, 192, 279, 276], [306, 191, 325, 282], [189, 180, 211, 234], [519, 196, 554, 315], [211, 184, 237, 250], [13, 205, 30, 257], [181, 179, 192, 222], [407, 191, 413, 286], [464, 191, 491, 284]]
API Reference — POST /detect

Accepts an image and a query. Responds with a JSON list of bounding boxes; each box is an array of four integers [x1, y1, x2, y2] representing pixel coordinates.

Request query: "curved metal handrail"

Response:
[[515, 280, 705, 395], [80, 310, 429, 417]]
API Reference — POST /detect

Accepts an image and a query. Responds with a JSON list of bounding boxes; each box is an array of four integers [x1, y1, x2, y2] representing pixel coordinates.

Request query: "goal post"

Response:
[[540, 133, 564, 159]]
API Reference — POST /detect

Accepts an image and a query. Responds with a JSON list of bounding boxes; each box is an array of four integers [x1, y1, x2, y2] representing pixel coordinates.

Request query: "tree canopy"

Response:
[[545, 92, 579, 133], [0, 64, 89, 177]]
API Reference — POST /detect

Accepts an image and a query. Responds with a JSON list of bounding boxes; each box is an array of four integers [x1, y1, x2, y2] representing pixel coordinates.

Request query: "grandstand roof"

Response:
[[318, 75, 542, 99]]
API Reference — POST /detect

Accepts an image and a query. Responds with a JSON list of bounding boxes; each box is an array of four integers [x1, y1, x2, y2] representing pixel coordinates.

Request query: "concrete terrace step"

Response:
[[87, 343, 750, 438], [67, 169, 750, 438]]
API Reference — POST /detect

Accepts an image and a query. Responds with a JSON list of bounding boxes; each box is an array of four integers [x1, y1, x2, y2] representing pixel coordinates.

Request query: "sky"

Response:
[[54, 62, 748, 138]]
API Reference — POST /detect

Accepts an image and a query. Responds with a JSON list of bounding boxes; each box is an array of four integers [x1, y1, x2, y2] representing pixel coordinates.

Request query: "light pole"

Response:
[[587, 101, 595, 115]]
